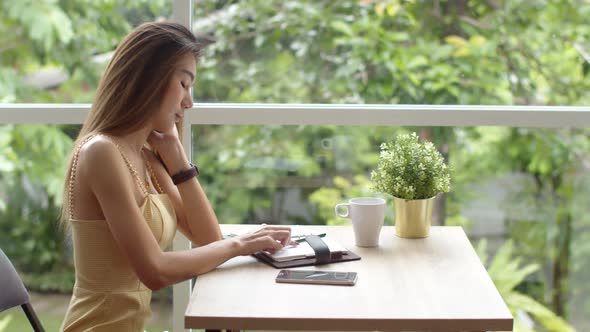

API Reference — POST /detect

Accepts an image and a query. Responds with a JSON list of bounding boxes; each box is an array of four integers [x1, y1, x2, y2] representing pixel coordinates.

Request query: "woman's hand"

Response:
[[232, 225, 297, 256], [147, 124, 189, 175]]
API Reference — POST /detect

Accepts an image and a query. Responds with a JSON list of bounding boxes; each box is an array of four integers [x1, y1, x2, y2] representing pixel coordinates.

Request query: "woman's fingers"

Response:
[[147, 125, 179, 149], [259, 235, 284, 253], [243, 234, 282, 254], [258, 229, 291, 245], [239, 226, 294, 255], [254, 225, 293, 246], [146, 131, 165, 151], [260, 225, 291, 231]]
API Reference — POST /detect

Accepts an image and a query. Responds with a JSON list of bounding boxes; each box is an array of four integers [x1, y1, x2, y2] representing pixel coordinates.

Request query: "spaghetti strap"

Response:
[[67, 134, 98, 220], [101, 135, 150, 196], [68, 134, 150, 220]]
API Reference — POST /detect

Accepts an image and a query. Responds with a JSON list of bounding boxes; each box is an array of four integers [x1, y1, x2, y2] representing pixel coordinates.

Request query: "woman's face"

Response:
[[152, 53, 196, 132]]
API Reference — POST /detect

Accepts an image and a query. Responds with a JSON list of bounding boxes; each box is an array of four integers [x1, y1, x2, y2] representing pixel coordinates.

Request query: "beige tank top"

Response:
[[61, 134, 177, 332]]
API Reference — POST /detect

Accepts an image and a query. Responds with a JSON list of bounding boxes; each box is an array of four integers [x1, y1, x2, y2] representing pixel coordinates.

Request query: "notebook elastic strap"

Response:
[[304, 235, 332, 265]]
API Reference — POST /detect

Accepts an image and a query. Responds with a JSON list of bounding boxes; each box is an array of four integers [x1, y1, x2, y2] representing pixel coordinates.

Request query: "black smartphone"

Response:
[[275, 270, 357, 286]]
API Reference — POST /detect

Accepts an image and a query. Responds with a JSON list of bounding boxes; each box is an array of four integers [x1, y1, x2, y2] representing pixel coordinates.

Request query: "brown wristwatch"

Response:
[[171, 163, 199, 185]]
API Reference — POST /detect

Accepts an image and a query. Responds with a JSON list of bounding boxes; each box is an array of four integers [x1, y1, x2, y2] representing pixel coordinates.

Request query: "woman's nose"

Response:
[[182, 93, 193, 109]]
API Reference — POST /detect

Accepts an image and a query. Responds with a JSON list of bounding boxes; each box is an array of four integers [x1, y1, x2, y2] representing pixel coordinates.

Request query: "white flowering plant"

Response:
[[371, 132, 451, 200]]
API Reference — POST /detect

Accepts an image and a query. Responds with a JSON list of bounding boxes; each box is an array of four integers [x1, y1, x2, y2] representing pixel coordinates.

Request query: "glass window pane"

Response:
[[193, 0, 590, 105], [192, 123, 590, 330], [0, 1, 172, 103]]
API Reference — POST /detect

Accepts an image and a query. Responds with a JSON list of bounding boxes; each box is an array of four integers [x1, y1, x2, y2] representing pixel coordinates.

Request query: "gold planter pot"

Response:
[[393, 196, 435, 238]]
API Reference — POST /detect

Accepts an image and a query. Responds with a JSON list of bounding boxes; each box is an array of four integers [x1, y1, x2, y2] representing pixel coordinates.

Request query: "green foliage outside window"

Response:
[[477, 239, 575, 332]]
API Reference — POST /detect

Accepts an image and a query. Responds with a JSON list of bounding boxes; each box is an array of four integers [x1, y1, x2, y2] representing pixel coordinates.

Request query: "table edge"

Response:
[[185, 316, 514, 331]]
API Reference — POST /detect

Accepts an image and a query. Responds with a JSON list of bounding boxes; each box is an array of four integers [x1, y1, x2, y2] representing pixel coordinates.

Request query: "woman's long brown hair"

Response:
[[60, 22, 211, 227]]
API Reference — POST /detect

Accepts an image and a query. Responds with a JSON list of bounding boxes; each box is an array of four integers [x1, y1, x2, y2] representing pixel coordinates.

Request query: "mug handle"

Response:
[[334, 203, 351, 218]]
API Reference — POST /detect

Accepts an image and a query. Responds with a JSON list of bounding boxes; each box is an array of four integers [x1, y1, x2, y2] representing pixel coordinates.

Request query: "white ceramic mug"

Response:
[[334, 197, 386, 247]]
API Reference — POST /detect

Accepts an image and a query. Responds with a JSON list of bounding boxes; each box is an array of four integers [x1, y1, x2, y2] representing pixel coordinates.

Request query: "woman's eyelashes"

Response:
[[180, 81, 186, 89]]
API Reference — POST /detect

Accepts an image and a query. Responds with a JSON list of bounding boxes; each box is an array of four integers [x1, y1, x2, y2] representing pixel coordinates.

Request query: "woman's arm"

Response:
[[144, 145, 221, 246], [144, 136, 223, 246], [83, 139, 290, 291], [146, 128, 226, 246]]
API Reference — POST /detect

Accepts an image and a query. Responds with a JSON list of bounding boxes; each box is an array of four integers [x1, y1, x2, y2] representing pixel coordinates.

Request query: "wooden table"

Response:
[[185, 225, 513, 331]]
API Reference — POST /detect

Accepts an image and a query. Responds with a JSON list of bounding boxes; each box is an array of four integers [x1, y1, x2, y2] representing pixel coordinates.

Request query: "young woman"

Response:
[[60, 22, 293, 331]]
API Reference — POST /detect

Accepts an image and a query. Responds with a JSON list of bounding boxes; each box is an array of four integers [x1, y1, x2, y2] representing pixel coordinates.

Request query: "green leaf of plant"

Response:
[[507, 293, 575, 332], [330, 21, 353, 36]]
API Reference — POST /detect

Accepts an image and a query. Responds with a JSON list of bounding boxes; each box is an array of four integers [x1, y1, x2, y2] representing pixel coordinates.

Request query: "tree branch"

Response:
[[482, 0, 501, 10], [459, 15, 493, 30]]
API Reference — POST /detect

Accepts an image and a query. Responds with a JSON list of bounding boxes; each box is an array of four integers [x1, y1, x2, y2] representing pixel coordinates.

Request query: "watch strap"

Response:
[[171, 163, 199, 185]]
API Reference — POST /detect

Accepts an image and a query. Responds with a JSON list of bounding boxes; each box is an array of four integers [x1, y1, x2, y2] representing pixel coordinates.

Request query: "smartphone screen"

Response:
[[275, 270, 357, 286]]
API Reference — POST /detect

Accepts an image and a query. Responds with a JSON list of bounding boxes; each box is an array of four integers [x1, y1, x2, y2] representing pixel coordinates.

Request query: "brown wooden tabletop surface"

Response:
[[185, 225, 513, 331]]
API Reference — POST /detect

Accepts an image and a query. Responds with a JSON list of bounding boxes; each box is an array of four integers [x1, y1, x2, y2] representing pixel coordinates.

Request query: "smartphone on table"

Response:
[[275, 270, 357, 286]]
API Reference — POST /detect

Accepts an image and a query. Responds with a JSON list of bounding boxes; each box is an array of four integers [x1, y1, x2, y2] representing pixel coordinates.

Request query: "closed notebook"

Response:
[[252, 234, 361, 268], [258, 237, 349, 262]]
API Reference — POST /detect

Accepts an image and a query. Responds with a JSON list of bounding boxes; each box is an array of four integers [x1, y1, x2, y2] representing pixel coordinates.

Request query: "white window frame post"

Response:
[[172, 2, 193, 332]]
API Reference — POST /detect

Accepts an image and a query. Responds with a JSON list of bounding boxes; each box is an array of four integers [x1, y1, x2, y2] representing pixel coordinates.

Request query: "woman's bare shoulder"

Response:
[[77, 135, 123, 172]]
